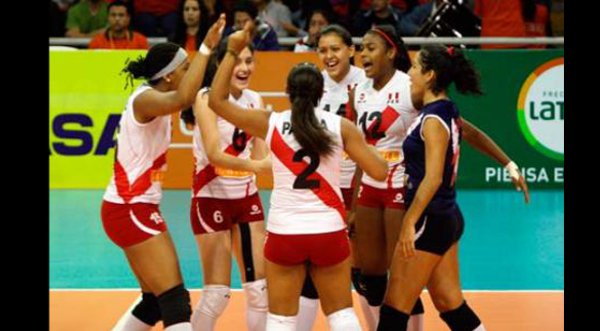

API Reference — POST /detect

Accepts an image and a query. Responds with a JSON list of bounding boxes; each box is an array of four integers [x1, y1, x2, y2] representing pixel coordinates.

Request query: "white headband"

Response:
[[150, 48, 189, 81]]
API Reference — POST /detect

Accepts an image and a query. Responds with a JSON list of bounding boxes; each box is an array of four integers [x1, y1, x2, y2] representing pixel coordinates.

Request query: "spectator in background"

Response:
[[89, 1, 149, 49], [133, 0, 179, 37], [397, 0, 444, 36], [358, 0, 419, 12], [287, 0, 335, 37], [474, 0, 526, 49], [169, 0, 210, 56], [522, 0, 551, 48], [226, 1, 280, 51], [294, 9, 334, 52], [65, 0, 108, 38], [252, 0, 301, 37], [352, 0, 405, 38], [203, 0, 231, 25]]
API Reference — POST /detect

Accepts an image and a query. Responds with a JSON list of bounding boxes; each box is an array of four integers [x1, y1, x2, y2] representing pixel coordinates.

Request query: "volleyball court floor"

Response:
[[50, 189, 563, 330]]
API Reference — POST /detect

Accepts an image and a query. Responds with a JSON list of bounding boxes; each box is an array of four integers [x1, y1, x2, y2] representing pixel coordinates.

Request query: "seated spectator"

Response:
[[475, 0, 526, 49], [89, 0, 148, 49], [294, 9, 334, 52], [226, 1, 280, 51], [352, 0, 405, 37], [288, 0, 335, 35], [201, 0, 228, 25], [398, 0, 444, 36], [168, 0, 210, 56], [358, 0, 418, 12], [252, 0, 301, 37], [133, 0, 179, 37], [522, 0, 551, 48], [65, 0, 109, 37]]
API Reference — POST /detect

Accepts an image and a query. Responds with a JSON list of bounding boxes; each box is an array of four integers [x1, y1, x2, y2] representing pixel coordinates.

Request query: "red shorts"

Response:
[[341, 187, 355, 211], [264, 230, 350, 267], [190, 193, 265, 234], [356, 184, 406, 209], [101, 200, 168, 248]]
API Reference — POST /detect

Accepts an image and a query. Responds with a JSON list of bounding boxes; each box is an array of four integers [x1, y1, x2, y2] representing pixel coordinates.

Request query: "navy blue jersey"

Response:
[[403, 100, 462, 213]]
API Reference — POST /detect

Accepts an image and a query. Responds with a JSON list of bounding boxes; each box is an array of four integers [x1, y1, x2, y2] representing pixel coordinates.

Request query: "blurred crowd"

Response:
[[49, 0, 565, 50]]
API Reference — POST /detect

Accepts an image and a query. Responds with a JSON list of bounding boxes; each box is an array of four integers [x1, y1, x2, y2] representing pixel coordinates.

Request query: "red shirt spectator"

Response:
[[475, 0, 527, 49], [89, 30, 149, 49], [89, 1, 148, 49]]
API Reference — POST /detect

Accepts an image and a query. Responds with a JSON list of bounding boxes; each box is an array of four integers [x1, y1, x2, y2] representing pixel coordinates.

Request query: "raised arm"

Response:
[[208, 22, 271, 139], [462, 118, 529, 203], [341, 118, 387, 181], [195, 92, 263, 174], [133, 15, 226, 122]]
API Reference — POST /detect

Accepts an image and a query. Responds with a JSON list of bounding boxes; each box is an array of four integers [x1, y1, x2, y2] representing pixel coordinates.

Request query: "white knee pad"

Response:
[[243, 279, 268, 312], [266, 313, 297, 331], [196, 285, 231, 318], [327, 307, 361, 331]]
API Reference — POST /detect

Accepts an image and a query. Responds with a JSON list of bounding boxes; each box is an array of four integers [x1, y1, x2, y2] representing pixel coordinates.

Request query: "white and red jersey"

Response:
[[265, 109, 346, 235], [354, 70, 417, 189], [192, 88, 261, 199], [319, 65, 367, 189], [103, 84, 171, 204]]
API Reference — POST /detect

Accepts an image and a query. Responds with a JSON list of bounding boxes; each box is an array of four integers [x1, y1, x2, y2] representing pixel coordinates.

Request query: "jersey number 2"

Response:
[[292, 149, 320, 189]]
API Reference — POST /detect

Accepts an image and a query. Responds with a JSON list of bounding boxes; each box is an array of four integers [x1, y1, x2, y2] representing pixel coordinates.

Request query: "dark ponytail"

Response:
[[287, 63, 334, 157], [180, 38, 255, 126], [367, 25, 411, 73], [121, 42, 181, 88], [419, 45, 482, 95]]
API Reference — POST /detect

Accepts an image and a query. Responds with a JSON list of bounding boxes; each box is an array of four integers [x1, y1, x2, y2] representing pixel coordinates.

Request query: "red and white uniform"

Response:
[[191, 88, 261, 199], [319, 65, 367, 189], [101, 84, 171, 248], [103, 84, 171, 204], [354, 70, 417, 189], [265, 109, 346, 235]]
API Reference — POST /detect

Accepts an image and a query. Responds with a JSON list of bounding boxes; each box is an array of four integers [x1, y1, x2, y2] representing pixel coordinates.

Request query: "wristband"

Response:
[[199, 43, 211, 56], [505, 161, 521, 180]]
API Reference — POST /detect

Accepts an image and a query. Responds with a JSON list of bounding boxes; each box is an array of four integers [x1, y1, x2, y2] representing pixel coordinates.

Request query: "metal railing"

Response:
[[50, 36, 564, 48]]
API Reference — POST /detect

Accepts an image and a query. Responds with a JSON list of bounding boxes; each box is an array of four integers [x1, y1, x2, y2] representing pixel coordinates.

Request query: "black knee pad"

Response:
[[377, 304, 409, 331], [351, 268, 367, 297], [301, 274, 319, 299], [132, 292, 162, 326], [361, 274, 388, 306], [157, 284, 192, 327], [439, 301, 482, 331], [411, 296, 425, 315]]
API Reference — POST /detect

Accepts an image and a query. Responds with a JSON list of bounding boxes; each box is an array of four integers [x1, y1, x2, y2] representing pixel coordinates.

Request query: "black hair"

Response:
[[418, 45, 482, 95], [316, 24, 355, 65], [305, 9, 335, 31], [170, 0, 210, 49], [366, 25, 411, 73], [317, 24, 352, 47], [121, 42, 181, 89], [181, 37, 255, 125], [287, 63, 334, 157], [108, 0, 130, 14], [233, 1, 258, 19]]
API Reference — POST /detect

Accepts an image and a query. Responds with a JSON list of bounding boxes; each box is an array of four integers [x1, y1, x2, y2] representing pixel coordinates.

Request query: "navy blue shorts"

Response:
[[414, 205, 464, 255]]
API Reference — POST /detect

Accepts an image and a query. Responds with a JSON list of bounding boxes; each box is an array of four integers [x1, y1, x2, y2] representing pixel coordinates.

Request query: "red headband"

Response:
[[371, 28, 398, 55]]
